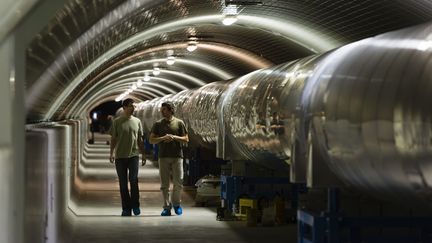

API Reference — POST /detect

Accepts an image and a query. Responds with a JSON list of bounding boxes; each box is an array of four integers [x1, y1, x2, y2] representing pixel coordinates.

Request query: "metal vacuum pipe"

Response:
[[136, 22, 432, 205]]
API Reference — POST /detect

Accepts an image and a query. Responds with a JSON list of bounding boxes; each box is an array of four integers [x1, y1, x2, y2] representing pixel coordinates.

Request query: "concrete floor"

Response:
[[66, 133, 297, 242]]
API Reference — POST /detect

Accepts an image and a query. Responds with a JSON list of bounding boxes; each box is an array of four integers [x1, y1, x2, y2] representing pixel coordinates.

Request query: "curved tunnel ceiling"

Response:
[[24, 0, 432, 121]]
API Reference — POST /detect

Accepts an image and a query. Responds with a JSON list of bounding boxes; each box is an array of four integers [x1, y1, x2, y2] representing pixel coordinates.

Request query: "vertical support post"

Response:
[[297, 219, 304, 243], [291, 183, 299, 210], [327, 187, 340, 243], [327, 187, 339, 213], [313, 217, 326, 243]]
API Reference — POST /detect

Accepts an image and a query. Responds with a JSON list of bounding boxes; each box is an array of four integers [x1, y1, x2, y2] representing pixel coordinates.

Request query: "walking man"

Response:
[[109, 98, 144, 216], [149, 101, 189, 216]]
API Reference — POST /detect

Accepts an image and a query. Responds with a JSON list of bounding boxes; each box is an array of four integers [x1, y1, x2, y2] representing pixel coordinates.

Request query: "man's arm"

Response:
[[109, 137, 117, 163], [149, 132, 169, 144], [169, 133, 189, 143], [137, 135, 144, 154], [137, 135, 146, 165]]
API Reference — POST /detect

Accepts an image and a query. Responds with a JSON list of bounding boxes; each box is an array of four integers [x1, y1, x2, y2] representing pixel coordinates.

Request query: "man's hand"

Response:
[[109, 155, 115, 164], [163, 134, 174, 142], [141, 156, 146, 166]]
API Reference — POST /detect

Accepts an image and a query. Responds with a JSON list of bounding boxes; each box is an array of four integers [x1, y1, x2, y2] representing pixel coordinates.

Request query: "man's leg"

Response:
[[115, 158, 131, 212], [158, 157, 171, 209], [171, 157, 184, 207], [128, 156, 140, 209]]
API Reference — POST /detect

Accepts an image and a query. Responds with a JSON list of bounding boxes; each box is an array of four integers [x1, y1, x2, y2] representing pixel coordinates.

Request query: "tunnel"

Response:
[[2, 0, 432, 242]]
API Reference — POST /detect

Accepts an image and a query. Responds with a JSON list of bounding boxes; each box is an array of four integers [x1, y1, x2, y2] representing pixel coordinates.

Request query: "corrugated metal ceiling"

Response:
[[25, 0, 432, 120]]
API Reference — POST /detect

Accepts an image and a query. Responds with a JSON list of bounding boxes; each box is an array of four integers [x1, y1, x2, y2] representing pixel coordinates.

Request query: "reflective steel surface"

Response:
[[183, 81, 230, 147], [303, 22, 432, 204], [137, 22, 432, 206]]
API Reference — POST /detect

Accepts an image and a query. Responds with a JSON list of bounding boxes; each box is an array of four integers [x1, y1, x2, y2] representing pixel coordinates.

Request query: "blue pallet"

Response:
[[297, 188, 432, 243]]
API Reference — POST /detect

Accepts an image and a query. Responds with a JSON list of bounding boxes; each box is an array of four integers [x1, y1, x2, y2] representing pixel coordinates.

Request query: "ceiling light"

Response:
[[222, 3, 238, 25], [166, 56, 176, 65], [137, 79, 143, 87], [224, 3, 238, 15], [153, 67, 160, 76], [131, 84, 137, 90], [222, 15, 238, 25], [143, 75, 150, 81], [187, 42, 198, 52]]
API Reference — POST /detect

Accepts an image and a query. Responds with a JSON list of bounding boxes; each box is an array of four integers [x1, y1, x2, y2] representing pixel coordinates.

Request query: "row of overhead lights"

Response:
[[115, 41, 198, 102], [115, 78, 144, 102], [114, 67, 161, 102], [115, 3, 242, 102]]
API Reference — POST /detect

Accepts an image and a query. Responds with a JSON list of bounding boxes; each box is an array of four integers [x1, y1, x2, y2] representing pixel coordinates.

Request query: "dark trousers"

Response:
[[115, 156, 140, 210]]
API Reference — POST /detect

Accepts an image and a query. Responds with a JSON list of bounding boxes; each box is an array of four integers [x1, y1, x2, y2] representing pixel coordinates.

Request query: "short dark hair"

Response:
[[122, 98, 134, 107], [161, 101, 174, 114]]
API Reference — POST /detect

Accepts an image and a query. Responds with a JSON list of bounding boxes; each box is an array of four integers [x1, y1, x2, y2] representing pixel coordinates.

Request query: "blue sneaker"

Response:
[[174, 206, 183, 215], [121, 209, 131, 216], [161, 208, 171, 216], [133, 207, 141, 216]]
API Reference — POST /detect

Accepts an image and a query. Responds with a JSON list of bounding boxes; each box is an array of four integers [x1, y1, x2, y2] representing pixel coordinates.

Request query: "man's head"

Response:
[[122, 98, 135, 116], [161, 101, 174, 118]]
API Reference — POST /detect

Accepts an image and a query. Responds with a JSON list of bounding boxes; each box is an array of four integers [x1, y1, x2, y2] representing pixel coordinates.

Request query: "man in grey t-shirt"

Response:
[[150, 101, 188, 216], [110, 98, 144, 216]]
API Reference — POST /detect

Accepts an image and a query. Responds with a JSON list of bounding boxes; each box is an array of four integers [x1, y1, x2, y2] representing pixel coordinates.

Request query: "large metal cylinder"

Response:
[[136, 22, 432, 205], [181, 81, 230, 148], [304, 22, 432, 204]]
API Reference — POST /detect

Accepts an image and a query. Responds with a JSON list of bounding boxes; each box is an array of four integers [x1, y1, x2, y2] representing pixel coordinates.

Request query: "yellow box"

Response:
[[239, 198, 257, 217]]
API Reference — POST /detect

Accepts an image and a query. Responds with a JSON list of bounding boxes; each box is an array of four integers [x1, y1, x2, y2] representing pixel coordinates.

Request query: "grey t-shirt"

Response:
[[151, 117, 187, 158], [110, 116, 143, 159]]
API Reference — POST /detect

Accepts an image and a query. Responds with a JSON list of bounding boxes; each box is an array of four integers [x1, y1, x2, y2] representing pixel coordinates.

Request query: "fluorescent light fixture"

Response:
[[115, 93, 126, 102], [222, 4, 238, 25], [224, 4, 238, 15], [187, 41, 198, 52], [166, 56, 175, 65], [222, 15, 237, 25], [153, 67, 160, 76]]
